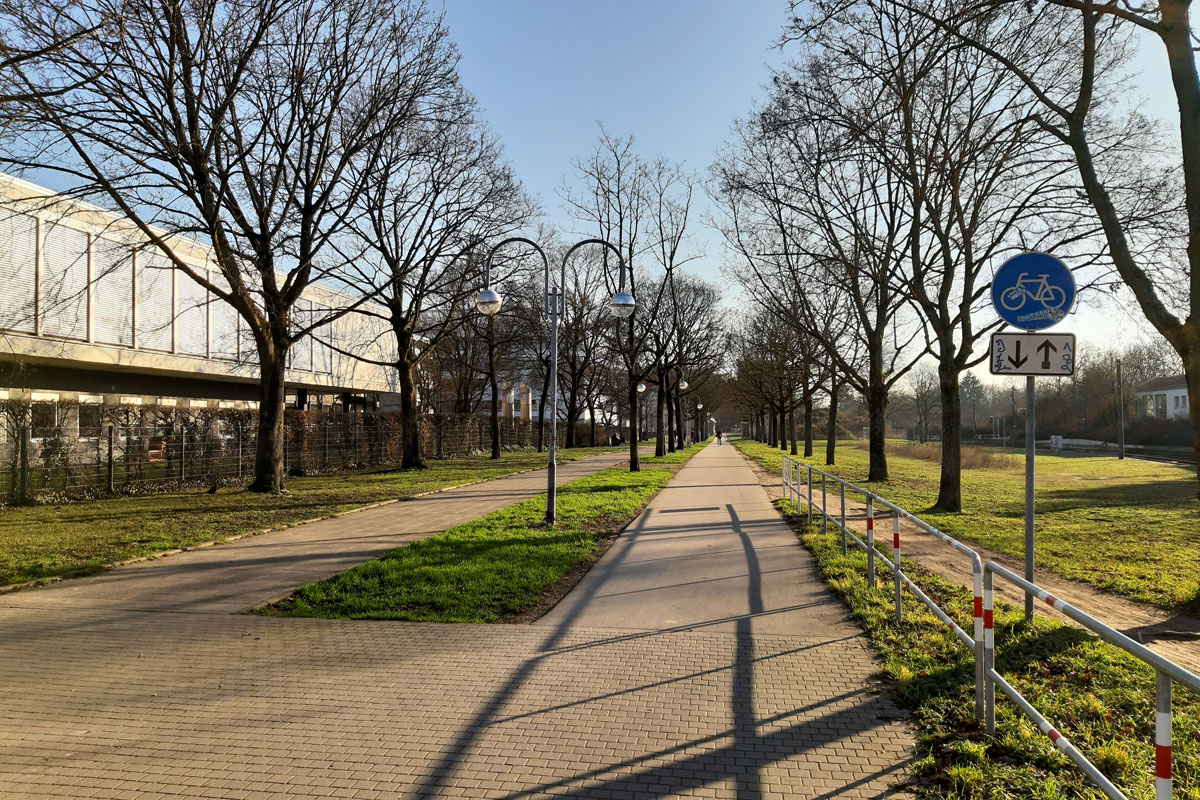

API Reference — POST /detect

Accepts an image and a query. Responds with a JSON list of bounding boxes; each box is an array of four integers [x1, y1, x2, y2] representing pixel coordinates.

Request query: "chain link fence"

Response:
[[0, 402, 615, 505]]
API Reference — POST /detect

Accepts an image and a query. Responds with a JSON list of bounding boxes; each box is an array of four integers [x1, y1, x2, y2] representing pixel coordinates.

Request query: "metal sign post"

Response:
[[991, 253, 1076, 626]]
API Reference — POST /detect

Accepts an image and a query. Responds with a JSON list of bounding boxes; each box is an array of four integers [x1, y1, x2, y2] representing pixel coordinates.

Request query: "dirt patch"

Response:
[[738, 449, 1200, 673]]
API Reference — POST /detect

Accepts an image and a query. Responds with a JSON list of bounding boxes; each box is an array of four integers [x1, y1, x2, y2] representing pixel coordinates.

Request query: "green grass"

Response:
[[261, 461, 688, 622], [732, 437, 1200, 610], [642, 438, 711, 464], [0, 447, 618, 586], [778, 500, 1200, 799]]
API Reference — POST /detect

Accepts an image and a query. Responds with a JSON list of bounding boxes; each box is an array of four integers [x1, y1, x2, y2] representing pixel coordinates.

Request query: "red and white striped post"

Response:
[[806, 465, 813, 524], [892, 510, 901, 624], [1156, 669, 1172, 800], [839, 483, 847, 555], [865, 495, 875, 587], [983, 567, 995, 732], [821, 473, 828, 534]]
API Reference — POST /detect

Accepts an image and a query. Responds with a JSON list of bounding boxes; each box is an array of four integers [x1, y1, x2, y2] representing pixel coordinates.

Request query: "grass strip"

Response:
[[642, 438, 711, 464], [260, 458, 691, 622], [0, 447, 617, 586], [731, 437, 1200, 610], [774, 497, 1199, 799]]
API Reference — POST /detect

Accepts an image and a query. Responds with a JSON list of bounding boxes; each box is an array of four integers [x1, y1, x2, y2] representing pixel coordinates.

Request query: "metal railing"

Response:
[[781, 453, 1200, 800], [983, 561, 1200, 800], [782, 455, 987, 720]]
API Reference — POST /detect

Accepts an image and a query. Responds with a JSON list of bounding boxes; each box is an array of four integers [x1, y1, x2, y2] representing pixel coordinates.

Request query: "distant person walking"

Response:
[[716, 428, 723, 445]]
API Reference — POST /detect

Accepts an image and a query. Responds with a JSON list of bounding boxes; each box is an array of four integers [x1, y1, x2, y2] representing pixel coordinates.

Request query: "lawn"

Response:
[[0, 447, 618, 587], [261, 453, 697, 622], [733, 437, 1200, 610], [781, 503, 1199, 799]]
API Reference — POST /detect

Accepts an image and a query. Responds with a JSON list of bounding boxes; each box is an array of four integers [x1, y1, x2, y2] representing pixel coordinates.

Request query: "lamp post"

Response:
[[478, 237, 632, 524], [696, 402, 703, 444]]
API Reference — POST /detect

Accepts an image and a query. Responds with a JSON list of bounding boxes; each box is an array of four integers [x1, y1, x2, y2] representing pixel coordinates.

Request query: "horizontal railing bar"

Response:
[[988, 669, 1126, 800], [987, 561, 1200, 694]]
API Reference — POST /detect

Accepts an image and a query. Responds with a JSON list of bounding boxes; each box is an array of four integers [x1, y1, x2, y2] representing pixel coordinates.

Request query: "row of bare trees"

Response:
[[715, 0, 1198, 505], [1, 0, 729, 488]]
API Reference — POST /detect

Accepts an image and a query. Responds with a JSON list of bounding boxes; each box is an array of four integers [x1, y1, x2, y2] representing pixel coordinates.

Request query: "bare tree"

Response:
[[331, 94, 532, 468], [12, 0, 458, 491], [562, 127, 691, 470], [890, 0, 1200, 496]]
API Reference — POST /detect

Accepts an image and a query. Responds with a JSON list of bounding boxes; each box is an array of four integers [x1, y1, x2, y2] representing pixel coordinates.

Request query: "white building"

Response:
[[0, 173, 399, 414], [1135, 375, 1190, 420]]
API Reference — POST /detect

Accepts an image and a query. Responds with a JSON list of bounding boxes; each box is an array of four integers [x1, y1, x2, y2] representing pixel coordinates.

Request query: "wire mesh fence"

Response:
[[0, 404, 614, 505]]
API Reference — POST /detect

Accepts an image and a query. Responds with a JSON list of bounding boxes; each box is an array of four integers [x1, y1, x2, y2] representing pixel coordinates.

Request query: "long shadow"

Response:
[[729, 502, 764, 799]]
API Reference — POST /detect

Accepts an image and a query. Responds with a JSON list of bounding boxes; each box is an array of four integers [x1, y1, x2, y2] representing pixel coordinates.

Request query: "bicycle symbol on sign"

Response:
[[998, 273, 1068, 313]]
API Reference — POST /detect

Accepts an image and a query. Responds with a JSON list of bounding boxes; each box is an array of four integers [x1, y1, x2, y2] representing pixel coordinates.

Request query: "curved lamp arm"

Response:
[[484, 236, 549, 290], [561, 237, 628, 294]]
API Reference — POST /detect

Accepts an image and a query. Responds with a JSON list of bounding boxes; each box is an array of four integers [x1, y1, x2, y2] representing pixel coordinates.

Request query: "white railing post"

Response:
[[839, 483, 847, 555], [892, 510, 901, 624], [1156, 670, 1172, 800], [865, 495, 875, 587]]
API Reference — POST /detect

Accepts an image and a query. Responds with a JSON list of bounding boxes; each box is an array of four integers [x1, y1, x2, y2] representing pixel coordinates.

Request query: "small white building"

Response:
[[1135, 375, 1190, 420]]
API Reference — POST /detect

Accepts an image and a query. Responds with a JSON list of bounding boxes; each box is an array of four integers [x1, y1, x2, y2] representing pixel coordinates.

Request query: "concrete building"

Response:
[[1135, 375, 1190, 420], [0, 173, 400, 420]]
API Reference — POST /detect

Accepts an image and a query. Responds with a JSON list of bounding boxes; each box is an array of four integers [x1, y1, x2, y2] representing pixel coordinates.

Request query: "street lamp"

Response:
[[480, 236, 632, 524], [636, 382, 647, 393], [678, 379, 689, 391]]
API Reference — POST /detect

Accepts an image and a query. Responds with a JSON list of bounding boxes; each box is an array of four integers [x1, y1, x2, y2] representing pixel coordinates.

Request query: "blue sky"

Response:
[[441, 0, 789, 281], [441, 1, 1188, 364]]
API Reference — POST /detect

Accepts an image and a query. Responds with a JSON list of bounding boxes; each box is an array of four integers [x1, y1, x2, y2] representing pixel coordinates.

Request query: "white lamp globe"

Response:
[[636, 382, 647, 393], [697, 403, 703, 410], [610, 291, 636, 319], [678, 379, 689, 391], [475, 288, 502, 316]]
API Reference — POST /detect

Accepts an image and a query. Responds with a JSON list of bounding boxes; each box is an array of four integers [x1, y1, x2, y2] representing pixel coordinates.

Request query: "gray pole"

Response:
[[1024, 375, 1035, 625], [1116, 359, 1125, 460], [546, 286, 559, 525], [1010, 386, 1017, 450]]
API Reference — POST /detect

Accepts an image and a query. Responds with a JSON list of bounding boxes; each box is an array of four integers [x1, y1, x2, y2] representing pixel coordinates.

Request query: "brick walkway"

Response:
[[0, 444, 914, 799]]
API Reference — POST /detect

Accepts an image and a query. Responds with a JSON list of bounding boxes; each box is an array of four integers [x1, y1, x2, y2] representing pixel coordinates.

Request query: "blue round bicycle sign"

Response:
[[991, 252, 1075, 331]]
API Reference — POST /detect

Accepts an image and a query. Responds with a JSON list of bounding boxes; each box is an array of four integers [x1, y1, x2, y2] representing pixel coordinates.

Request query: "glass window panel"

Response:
[[208, 270, 239, 360], [0, 211, 37, 333], [136, 250, 174, 351], [176, 272, 208, 356], [40, 222, 89, 339], [91, 236, 134, 346]]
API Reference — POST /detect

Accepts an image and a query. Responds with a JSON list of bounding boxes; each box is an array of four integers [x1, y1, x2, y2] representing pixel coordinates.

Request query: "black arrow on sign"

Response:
[[1007, 340, 1028, 368], [1037, 340, 1057, 370]]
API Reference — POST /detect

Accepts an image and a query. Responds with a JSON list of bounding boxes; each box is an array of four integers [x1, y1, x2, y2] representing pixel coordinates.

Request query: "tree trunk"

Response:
[[674, 392, 685, 449], [666, 386, 676, 452], [778, 404, 787, 451], [825, 381, 839, 466], [866, 380, 889, 482], [564, 385, 579, 449], [487, 318, 500, 460], [398, 358, 422, 470], [249, 344, 288, 493], [768, 407, 776, 447], [934, 360, 963, 512], [1185, 350, 1200, 500], [627, 377, 640, 471], [655, 373, 667, 457], [803, 394, 814, 458], [536, 366, 549, 453], [788, 402, 797, 456]]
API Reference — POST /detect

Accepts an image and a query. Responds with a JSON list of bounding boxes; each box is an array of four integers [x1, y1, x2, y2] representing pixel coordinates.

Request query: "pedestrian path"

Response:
[[0, 442, 914, 799]]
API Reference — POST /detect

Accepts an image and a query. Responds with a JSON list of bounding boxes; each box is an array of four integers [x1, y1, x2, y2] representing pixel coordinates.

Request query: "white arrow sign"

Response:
[[989, 333, 1075, 376]]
